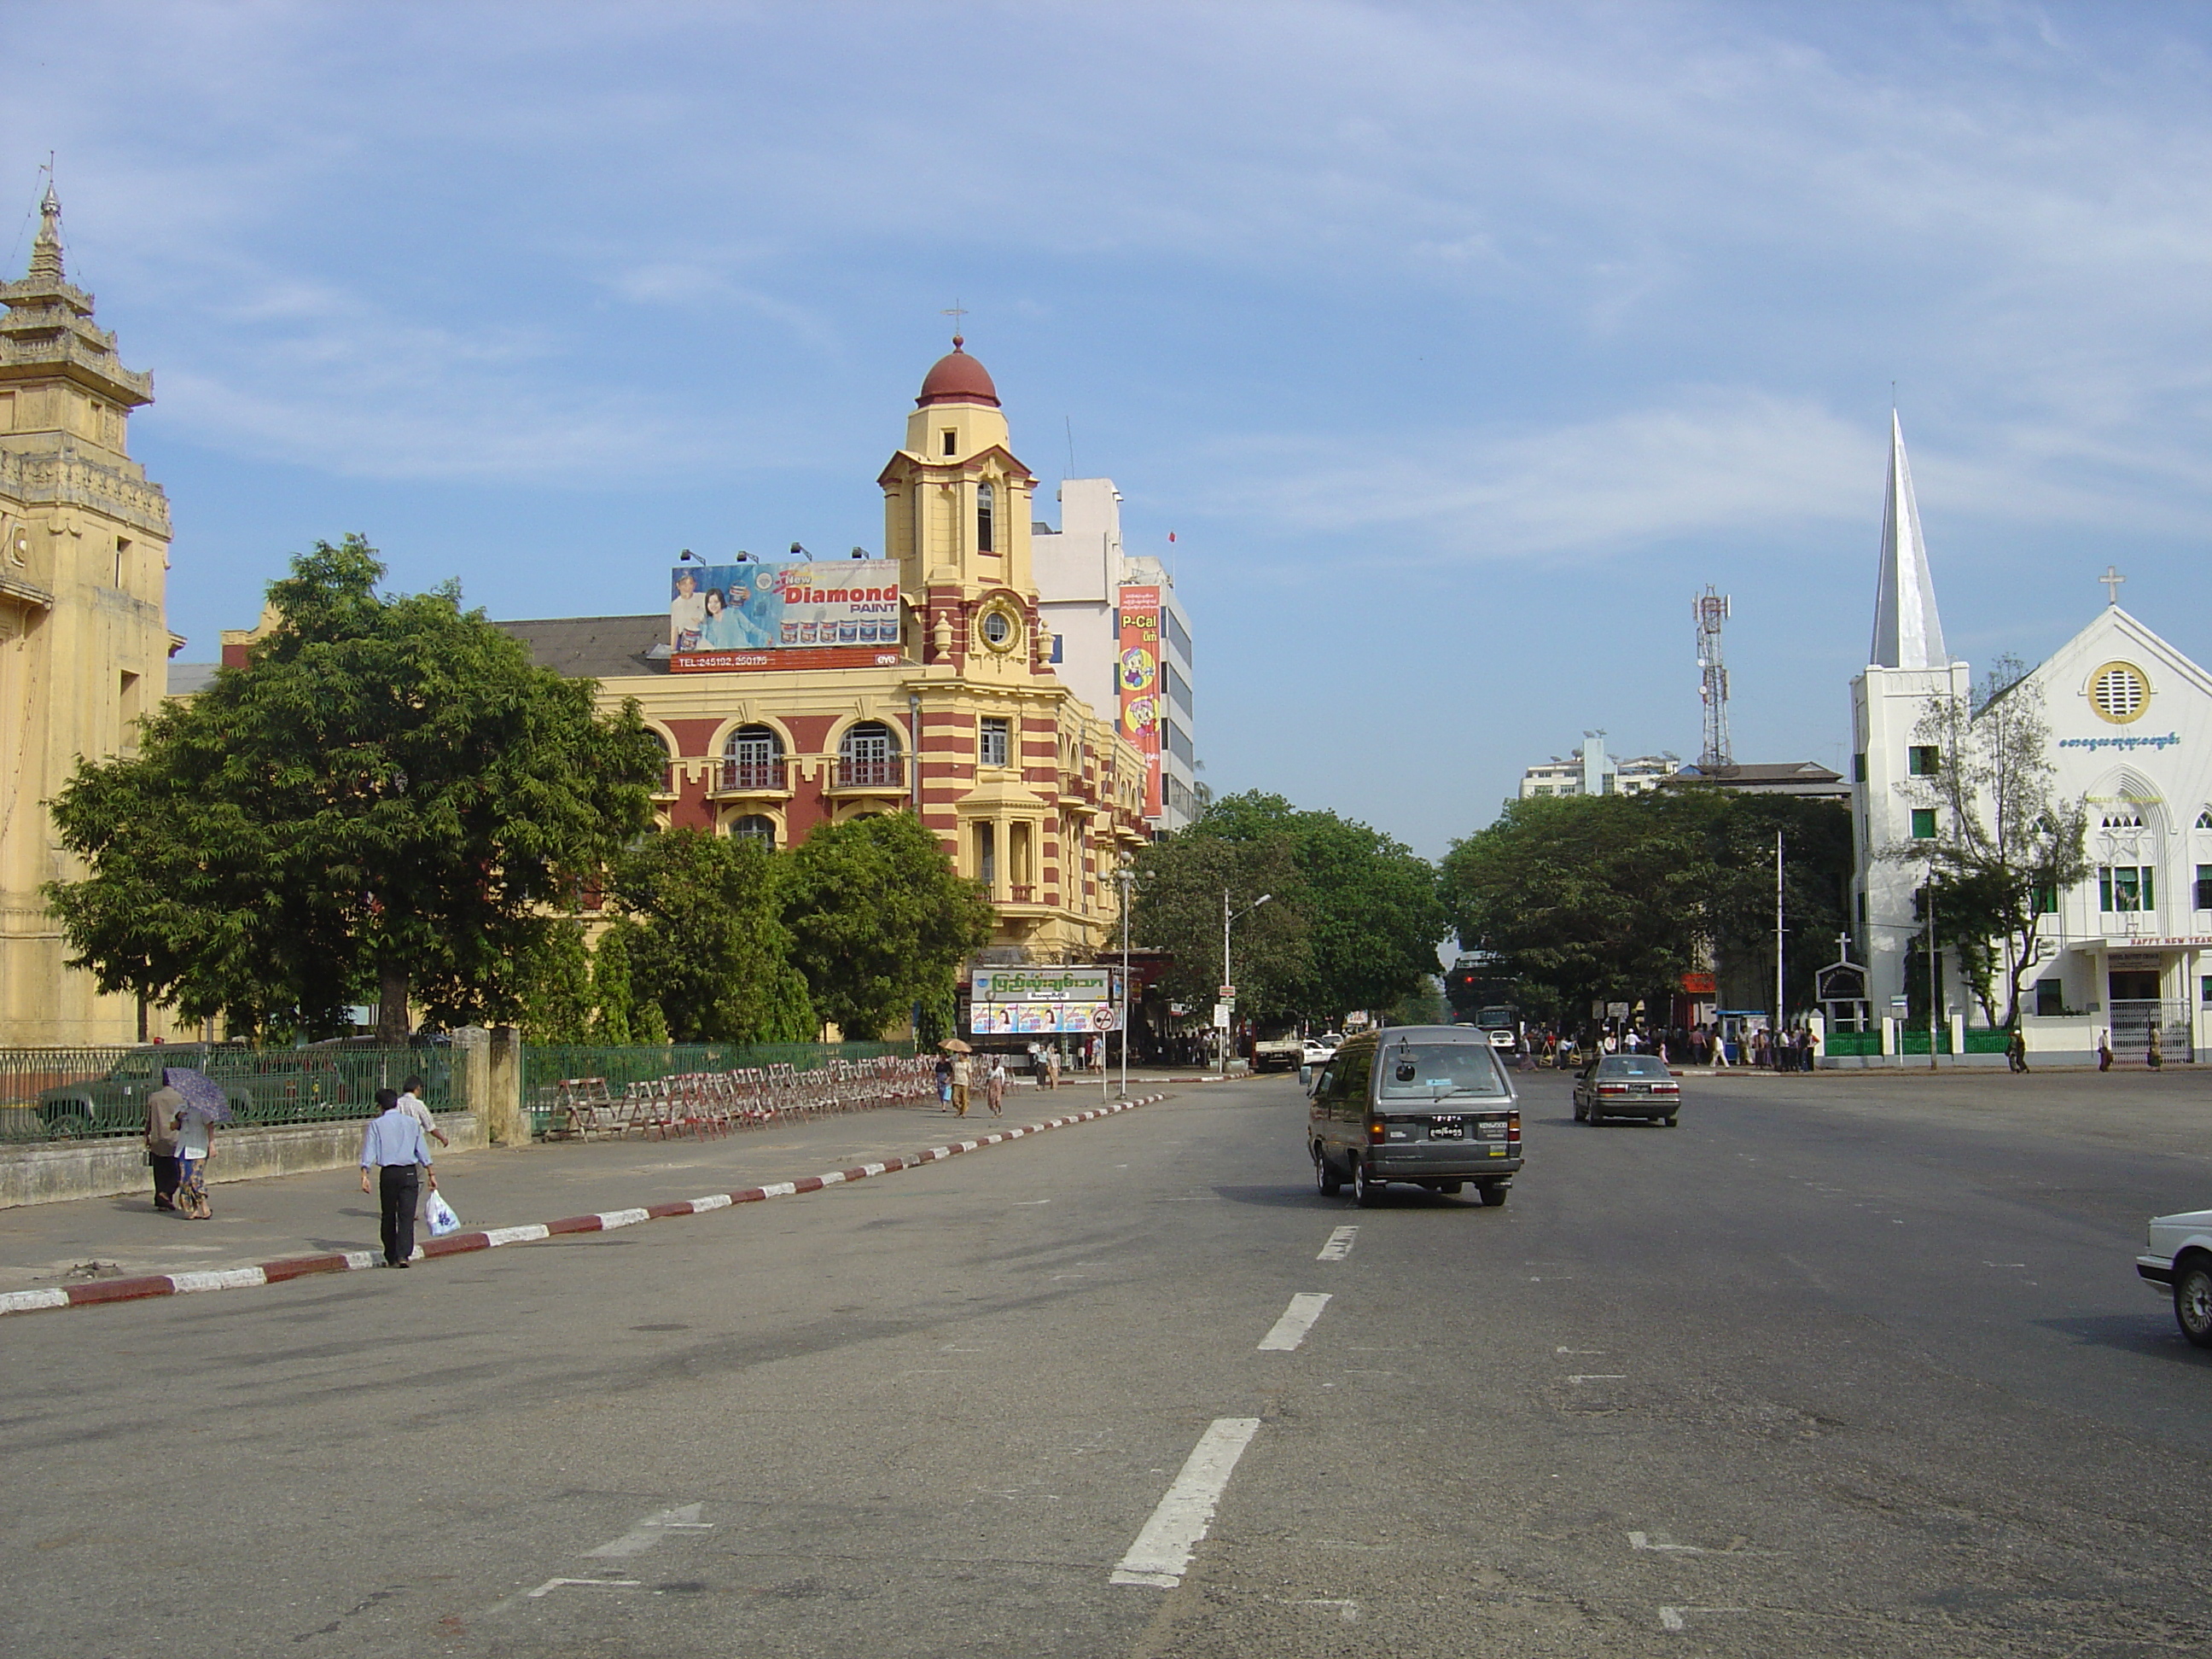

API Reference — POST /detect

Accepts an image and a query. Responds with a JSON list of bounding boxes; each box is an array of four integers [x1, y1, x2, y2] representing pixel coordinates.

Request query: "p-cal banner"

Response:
[[1117, 585, 1164, 819], [669, 561, 901, 655]]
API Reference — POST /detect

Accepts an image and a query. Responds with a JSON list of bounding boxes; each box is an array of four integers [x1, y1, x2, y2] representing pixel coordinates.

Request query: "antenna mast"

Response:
[[1695, 585, 1733, 767]]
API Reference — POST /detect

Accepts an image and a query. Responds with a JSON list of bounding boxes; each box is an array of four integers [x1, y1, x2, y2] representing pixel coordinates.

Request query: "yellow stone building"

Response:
[[493, 338, 1153, 959], [0, 190, 178, 1045]]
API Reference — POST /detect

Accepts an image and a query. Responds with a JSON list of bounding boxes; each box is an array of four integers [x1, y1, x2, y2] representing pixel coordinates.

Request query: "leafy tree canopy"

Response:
[[781, 812, 993, 1039], [1134, 791, 1447, 1022], [45, 536, 664, 1040]]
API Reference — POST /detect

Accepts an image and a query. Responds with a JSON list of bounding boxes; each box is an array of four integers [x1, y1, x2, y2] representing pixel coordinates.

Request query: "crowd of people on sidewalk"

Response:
[[1502, 1022, 1822, 1073]]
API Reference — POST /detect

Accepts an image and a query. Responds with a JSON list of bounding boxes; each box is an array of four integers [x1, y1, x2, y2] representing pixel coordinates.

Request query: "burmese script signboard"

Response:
[[669, 560, 902, 672], [969, 967, 1121, 1034]]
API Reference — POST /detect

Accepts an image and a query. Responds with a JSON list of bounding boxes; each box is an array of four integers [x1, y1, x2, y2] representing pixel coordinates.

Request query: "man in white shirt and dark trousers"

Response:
[[360, 1088, 436, 1268]]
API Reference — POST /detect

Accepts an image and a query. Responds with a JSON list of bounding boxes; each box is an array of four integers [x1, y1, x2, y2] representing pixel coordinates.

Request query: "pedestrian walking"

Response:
[[397, 1074, 450, 1150], [2148, 1026, 2164, 1069], [986, 1055, 1006, 1116], [144, 1074, 184, 1213], [950, 1051, 973, 1116], [172, 1086, 218, 1220], [359, 1087, 436, 1268], [2006, 1027, 2029, 1074], [934, 1053, 954, 1109], [1045, 1046, 1061, 1091], [2098, 1028, 2114, 1071]]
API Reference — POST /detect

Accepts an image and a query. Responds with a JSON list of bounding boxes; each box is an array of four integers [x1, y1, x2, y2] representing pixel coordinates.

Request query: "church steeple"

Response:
[[1870, 410, 1948, 670]]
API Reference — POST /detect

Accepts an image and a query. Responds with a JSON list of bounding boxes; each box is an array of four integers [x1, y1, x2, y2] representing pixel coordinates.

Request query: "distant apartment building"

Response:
[[1518, 733, 1680, 799], [1032, 478, 1199, 832]]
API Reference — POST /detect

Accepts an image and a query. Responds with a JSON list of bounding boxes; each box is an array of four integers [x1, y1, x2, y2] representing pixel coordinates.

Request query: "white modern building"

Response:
[[1853, 412, 2212, 1063], [1519, 733, 1680, 799], [1032, 478, 1199, 832]]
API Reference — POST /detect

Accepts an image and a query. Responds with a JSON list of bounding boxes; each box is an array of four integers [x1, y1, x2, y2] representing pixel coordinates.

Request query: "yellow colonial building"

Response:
[[486, 339, 1153, 958], [0, 189, 179, 1045]]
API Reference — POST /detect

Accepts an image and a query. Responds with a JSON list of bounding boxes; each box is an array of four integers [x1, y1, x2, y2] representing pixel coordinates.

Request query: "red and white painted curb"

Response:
[[0, 1094, 1167, 1319]]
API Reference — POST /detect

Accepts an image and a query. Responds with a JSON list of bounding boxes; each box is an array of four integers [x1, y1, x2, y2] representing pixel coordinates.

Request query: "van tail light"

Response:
[[1368, 1116, 1386, 1142], [1506, 1110, 1521, 1144]]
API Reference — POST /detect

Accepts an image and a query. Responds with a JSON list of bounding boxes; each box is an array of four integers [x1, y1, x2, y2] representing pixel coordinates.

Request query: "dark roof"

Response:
[[1668, 760, 1848, 799], [495, 614, 665, 680], [167, 662, 219, 694]]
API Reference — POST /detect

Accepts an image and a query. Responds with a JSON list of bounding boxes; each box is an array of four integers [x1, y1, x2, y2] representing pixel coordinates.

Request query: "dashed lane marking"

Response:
[[585, 1503, 713, 1558], [1109, 1417, 1262, 1588], [1628, 1532, 1704, 1554], [1317, 1225, 1359, 1260], [1258, 1292, 1332, 1352], [526, 1578, 641, 1599]]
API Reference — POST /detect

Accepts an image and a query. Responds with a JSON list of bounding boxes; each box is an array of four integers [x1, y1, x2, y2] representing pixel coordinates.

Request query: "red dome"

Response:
[[916, 338, 1000, 408]]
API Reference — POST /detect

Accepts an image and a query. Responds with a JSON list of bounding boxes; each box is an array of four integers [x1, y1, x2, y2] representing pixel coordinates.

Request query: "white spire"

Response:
[[1870, 410, 1947, 670]]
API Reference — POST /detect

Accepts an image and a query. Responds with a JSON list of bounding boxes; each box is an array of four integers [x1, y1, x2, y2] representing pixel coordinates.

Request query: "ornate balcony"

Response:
[[830, 756, 906, 794], [711, 758, 793, 797]]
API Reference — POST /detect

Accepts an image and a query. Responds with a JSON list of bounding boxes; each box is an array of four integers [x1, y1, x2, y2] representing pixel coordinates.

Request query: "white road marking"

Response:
[[1258, 1293, 1332, 1351], [1012, 1199, 1052, 1206], [1628, 1532, 1704, 1553], [1556, 1347, 1607, 1354], [1659, 1606, 1685, 1631], [585, 1502, 713, 1558], [1109, 1417, 1262, 1587], [527, 1578, 641, 1598], [1317, 1225, 1359, 1260], [1568, 1375, 1627, 1382], [1291, 1598, 1361, 1622]]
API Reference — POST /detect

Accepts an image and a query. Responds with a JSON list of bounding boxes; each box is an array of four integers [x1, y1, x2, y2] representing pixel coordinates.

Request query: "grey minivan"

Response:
[[1308, 1026, 1522, 1208]]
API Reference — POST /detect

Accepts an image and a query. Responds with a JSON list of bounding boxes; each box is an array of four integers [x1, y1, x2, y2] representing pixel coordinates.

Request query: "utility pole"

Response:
[[1118, 864, 1134, 1102], [1220, 890, 1272, 1080], [1774, 830, 1785, 1039]]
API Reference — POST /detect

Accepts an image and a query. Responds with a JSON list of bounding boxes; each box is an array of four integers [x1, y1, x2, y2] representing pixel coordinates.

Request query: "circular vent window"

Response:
[[2089, 661, 2149, 725]]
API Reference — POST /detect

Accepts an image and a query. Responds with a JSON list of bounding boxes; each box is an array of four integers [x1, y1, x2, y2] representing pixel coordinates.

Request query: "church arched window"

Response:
[[2197, 809, 2212, 830], [727, 814, 777, 851], [976, 482, 996, 554]]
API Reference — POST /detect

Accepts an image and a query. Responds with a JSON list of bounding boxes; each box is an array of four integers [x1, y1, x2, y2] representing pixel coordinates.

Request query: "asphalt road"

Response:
[[3, 1069, 2209, 1657]]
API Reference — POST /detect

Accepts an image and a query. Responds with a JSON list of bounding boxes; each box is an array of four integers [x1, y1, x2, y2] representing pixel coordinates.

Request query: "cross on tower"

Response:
[[940, 301, 968, 346], [2100, 564, 2126, 606]]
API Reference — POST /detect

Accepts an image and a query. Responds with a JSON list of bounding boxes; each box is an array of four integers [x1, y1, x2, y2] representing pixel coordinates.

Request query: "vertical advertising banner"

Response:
[[1117, 585, 1164, 818]]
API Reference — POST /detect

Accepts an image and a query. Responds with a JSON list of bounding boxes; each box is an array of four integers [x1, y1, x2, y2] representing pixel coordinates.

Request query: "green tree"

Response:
[[1889, 655, 2089, 1027], [782, 812, 992, 1039], [44, 536, 663, 1040], [1131, 829, 1313, 1022], [1192, 793, 1447, 1017], [603, 830, 817, 1044], [1440, 792, 1721, 1027], [1703, 792, 1856, 1019]]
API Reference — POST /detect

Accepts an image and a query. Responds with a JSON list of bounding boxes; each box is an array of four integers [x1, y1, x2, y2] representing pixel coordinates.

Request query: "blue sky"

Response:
[[8, 2, 2211, 857]]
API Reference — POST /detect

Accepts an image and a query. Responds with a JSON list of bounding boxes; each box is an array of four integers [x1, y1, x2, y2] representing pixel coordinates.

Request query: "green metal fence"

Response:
[[521, 1040, 912, 1135], [0, 1045, 452, 1144]]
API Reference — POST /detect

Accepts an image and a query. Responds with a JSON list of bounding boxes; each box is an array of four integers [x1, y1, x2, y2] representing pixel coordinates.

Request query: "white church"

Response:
[[1852, 416, 2210, 1065]]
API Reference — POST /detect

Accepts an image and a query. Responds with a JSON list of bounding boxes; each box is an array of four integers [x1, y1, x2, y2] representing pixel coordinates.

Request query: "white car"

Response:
[[2136, 1207, 2212, 1348]]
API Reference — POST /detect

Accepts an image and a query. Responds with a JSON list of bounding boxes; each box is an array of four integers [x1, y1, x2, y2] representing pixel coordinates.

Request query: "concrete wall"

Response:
[[0, 1112, 481, 1209]]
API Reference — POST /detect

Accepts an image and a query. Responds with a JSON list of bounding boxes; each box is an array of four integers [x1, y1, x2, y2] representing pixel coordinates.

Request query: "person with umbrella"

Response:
[[942, 1039, 973, 1118], [164, 1068, 231, 1222]]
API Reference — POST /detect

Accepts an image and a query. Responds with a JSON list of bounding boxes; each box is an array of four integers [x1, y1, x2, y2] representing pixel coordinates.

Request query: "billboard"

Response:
[[969, 966, 1120, 1035], [1117, 585, 1164, 818], [669, 560, 902, 669]]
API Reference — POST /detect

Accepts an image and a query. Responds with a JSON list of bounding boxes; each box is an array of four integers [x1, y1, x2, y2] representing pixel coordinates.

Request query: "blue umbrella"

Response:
[[163, 1067, 234, 1124]]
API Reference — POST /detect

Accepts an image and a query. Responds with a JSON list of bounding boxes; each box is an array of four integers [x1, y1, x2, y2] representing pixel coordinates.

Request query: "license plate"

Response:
[[1629, 1084, 1650, 1094], [1429, 1119, 1464, 1139]]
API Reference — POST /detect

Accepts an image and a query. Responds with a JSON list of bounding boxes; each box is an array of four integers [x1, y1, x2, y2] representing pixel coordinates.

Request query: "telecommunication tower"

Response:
[[1694, 586, 1733, 767]]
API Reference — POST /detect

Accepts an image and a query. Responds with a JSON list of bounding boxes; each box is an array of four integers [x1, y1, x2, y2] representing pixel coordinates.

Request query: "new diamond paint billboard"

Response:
[[669, 561, 901, 670]]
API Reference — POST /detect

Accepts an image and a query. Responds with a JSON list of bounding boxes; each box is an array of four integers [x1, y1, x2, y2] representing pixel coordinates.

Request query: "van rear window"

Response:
[[1377, 1043, 1507, 1100]]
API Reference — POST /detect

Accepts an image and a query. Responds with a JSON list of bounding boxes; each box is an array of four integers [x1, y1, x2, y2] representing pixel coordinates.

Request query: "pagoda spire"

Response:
[[27, 183, 63, 282], [1870, 410, 1948, 670]]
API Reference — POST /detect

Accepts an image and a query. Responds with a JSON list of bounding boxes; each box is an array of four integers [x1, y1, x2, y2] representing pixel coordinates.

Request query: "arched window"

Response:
[[721, 725, 784, 791], [976, 481, 996, 554], [728, 814, 777, 851], [2197, 810, 2212, 830], [837, 720, 902, 789], [653, 731, 678, 795]]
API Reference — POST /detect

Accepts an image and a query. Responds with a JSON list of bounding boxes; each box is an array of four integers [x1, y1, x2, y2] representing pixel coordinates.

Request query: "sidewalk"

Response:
[[0, 1086, 1188, 1298]]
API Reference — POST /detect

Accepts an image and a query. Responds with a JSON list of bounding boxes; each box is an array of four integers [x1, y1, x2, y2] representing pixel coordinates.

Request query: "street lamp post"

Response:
[[1221, 889, 1272, 1079], [1117, 864, 1135, 1101]]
